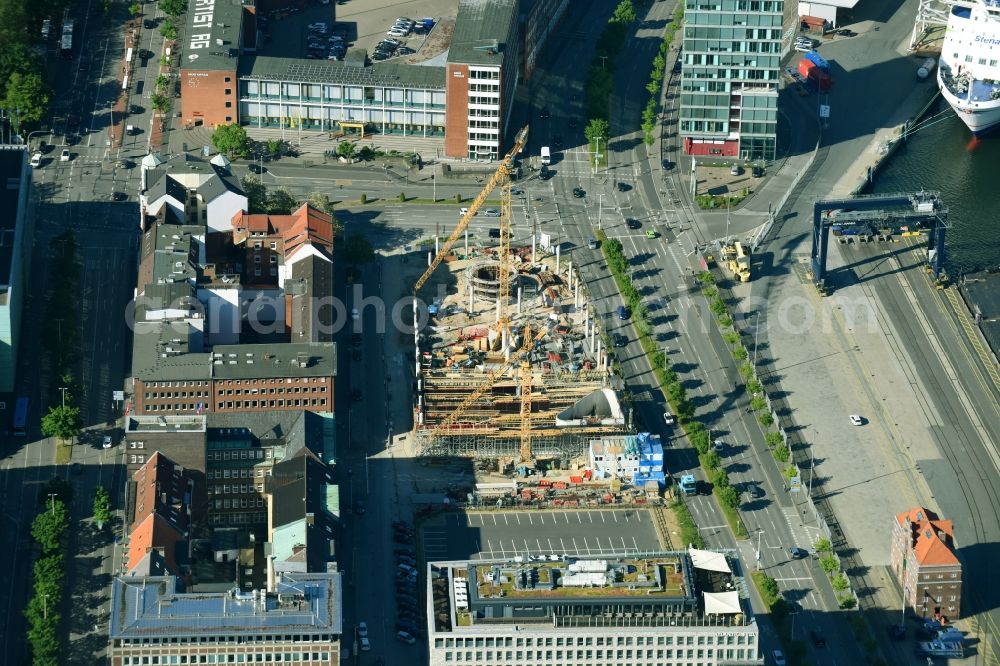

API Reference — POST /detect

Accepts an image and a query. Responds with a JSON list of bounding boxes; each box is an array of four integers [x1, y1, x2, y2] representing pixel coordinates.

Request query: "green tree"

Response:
[[150, 93, 171, 113], [266, 139, 282, 158], [243, 176, 267, 213], [26, 615, 59, 663], [723, 331, 740, 346], [611, 0, 637, 23], [764, 431, 783, 449], [758, 413, 774, 427], [161, 0, 188, 17], [718, 485, 740, 510], [0, 43, 40, 100], [40, 404, 81, 441], [211, 123, 250, 158], [265, 188, 298, 214], [711, 468, 729, 489], [31, 500, 68, 553], [93, 486, 111, 529], [584, 117, 610, 144], [129, 2, 142, 16], [337, 141, 356, 159], [345, 234, 374, 263], [739, 362, 755, 381], [703, 451, 720, 471], [357, 146, 375, 161], [154, 74, 170, 93], [832, 574, 850, 592], [820, 554, 839, 575], [159, 21, 178, 41], [750, 395, 767, 412], [814, 537, 833, 553], [746, 379, 763, 395], [3, 72, 50, 133]]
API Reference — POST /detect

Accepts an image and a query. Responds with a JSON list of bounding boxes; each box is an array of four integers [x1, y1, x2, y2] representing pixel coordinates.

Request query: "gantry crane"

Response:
[[429, 326, 546, 441], [412, 125, 528, 353]]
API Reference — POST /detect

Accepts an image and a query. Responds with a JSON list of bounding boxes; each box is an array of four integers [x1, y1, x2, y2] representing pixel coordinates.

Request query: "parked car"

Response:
[[387, 28, 408, 37], [849, 414, 865, 426], [357, 622, 369, 638], [752, 164, 764, 178], [111, 191, 127, 202], [102, 435, 113, 449], [772, 649, 786, 666], [730, 164, 741, 176], [572, 187, 585, 198], [360, 637, 371, 651], [30, 153, 42, 167], [617, 181, 630, 192], [396, 631, 417, 645]]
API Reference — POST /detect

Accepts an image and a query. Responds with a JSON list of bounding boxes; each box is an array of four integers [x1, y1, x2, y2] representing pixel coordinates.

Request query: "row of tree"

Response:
[[40, 231, 83, 442], [0, 0, 68, 133], [26, 477, 73, 665]]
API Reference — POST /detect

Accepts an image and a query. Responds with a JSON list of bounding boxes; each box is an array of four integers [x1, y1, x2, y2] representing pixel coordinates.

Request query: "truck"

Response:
[[798, 58, 834, 91], [540, 146, 551, 165], [803, 50, 830, 73], [679, 474, 698, 496], [916, 641, 964, 659]]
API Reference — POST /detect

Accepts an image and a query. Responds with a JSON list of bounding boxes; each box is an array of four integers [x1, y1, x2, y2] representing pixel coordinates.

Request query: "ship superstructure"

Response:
[[938, 0, 1000, 133]]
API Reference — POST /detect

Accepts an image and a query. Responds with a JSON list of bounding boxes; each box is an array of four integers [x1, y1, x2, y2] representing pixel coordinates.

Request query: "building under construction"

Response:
[[413, 243, 627, 465]]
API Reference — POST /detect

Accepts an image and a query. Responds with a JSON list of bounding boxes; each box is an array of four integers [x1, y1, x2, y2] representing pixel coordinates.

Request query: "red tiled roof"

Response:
[[231, 204, 333, 257], [896, 507, 959, 567], [127, 513, 184, 574]]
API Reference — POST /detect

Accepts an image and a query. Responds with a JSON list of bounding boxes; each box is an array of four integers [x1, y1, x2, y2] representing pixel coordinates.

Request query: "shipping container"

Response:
[[804, 50, 830, 72]]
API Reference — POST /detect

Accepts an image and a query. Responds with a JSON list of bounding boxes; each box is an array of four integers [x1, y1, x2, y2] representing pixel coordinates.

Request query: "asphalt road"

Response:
[[0, 1, 140, 663], [513, 1, 866, 664]]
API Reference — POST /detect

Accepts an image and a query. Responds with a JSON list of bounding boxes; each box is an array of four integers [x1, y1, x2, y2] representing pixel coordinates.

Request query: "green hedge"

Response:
[[640, 6, 684, 143]]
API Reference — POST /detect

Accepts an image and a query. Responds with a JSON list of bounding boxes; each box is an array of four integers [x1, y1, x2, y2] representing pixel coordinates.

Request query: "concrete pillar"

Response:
[[465, 228, 469, 256], [555, 245, 561, 274], [502, 327, 510, 361], [427, 251, 432, 267], [517, 286, 523, 314]]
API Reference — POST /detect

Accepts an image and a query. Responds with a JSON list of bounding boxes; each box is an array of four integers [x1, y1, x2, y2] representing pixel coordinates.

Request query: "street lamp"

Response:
[[59, 386, 68, 410], [755, 528, 765, 570], [47, 493, 58, 515], [24, 130, 49, 148]]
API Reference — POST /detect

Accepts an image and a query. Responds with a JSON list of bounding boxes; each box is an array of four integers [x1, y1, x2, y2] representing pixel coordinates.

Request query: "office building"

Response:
[[427, 550, 761, 666], [177, 0, 570, 159], [890, 507, 963, 621], [678, 0, 783, 161], [0, 146, 35, 393], [131, 158, 336, 417], [108, 570, 343, 666]]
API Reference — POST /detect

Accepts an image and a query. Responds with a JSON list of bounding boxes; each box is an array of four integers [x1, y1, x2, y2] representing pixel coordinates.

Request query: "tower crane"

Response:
[[429, 326, 546, 440], [412, 125, 528, 352]]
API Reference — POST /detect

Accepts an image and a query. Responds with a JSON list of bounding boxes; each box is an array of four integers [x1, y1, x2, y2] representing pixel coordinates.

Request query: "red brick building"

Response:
[[890, 507, 963, 621]]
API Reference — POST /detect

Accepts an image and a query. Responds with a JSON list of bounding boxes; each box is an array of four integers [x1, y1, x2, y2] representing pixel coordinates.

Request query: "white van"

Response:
[[540, 146, 551, 165]]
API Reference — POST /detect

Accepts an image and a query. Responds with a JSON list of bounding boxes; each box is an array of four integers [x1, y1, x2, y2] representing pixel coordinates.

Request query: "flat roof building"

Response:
[[0, 146, 35, 393], [427, 550, 760, 666], [180, 0, 570, 159], [109, 570, 343, 666], [678, 0, 783, 161]]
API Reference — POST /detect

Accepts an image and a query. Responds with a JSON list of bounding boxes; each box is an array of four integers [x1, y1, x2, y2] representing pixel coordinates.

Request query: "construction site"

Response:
[[408, 127, 630, 473]]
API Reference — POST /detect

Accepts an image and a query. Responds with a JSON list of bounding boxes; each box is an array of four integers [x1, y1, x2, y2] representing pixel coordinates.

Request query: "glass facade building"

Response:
[[238, 76, 447, 137], [678, 0, 783, 161]]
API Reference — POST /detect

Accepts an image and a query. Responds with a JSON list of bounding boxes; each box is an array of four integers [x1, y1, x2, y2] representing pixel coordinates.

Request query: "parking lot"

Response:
[[421, 509, 663, 562]]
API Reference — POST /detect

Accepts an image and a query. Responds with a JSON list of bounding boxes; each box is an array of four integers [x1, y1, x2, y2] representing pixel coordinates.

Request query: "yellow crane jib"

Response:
[[412, 125, 529, 295], [429, 325, 545, 440]]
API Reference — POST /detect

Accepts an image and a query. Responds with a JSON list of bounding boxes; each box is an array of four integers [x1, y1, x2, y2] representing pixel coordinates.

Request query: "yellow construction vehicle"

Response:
[[720, 240, 751, 282]]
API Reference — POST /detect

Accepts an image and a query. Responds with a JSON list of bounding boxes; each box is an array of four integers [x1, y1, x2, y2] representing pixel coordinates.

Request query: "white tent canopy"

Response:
[[704, 591, 742, 615], [689, 548, 732, 573]]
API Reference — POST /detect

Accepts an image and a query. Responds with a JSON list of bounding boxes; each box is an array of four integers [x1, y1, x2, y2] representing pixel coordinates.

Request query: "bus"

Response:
[[60, 19, 74, 59], [12, 397, 28, 437]]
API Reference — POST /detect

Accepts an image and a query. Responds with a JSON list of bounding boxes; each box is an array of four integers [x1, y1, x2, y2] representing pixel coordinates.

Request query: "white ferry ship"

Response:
[[938, 0, 1000, 134]]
